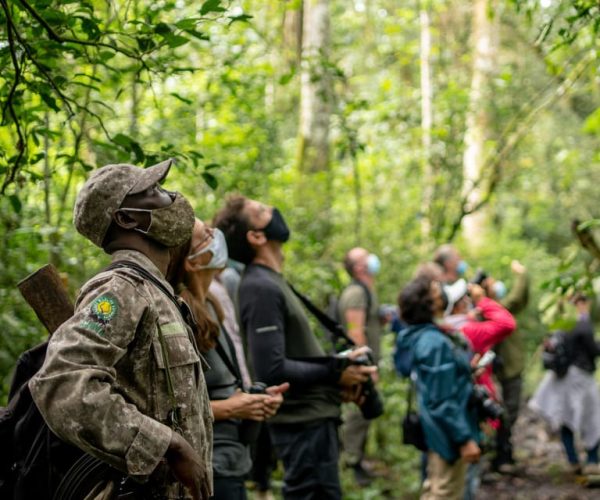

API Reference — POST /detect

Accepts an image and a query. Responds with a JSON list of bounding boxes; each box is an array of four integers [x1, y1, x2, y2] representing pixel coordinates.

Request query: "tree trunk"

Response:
[[420, 0, 434, 241], [461, 0, 499, 247], [297, 0, 331, 174], [282, 1, 303, 69], [294, 0, 332, 258]]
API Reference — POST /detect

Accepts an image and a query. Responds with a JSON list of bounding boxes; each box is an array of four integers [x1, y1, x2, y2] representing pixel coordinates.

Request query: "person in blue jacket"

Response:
[[395, 276, 480, 500]]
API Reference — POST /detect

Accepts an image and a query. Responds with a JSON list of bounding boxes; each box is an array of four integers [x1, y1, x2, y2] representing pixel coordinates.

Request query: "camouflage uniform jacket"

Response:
[[29, 249, 213, 498]]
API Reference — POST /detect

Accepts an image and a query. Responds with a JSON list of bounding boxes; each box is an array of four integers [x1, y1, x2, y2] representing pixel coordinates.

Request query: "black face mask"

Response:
[[258, 208, 290, 242]]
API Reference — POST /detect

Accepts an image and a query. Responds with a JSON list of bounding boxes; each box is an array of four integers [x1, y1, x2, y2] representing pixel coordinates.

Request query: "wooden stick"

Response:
[[18, 264, 74, 335]]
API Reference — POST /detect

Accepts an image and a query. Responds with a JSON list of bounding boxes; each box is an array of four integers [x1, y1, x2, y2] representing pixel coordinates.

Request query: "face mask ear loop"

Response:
[[119, 207, 153, 234]]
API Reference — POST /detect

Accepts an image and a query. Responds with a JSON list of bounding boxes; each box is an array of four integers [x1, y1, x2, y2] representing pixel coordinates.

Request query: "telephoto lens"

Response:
[[336, 348, 384, 420], [238, 382, 268, 445]]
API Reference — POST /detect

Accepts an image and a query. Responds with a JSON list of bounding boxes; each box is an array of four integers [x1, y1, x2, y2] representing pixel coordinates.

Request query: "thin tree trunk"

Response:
[[461, 0, 498, 247], [420, 0, 434, 240], [294, 0, 333, 256], [297, 0, 331, 174], [283, 1, 303, 69]]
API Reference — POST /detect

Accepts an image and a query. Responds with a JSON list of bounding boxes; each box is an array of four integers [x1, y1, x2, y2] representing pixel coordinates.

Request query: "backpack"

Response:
[[542, 330, 573, 378], [0, 342, 84, 500], [1, 260, 192, 499]]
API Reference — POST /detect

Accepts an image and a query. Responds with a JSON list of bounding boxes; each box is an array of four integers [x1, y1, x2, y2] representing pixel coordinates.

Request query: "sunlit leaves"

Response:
[[0, 0, 233, 191], [200, 0, 225, 16]]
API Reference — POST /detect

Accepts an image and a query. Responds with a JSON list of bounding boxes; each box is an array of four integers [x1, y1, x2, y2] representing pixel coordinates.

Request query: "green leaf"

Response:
[[201, 172, 218, 189], [184, 29, 210, 41], [200, 0, 225, 15], [112, 133, 134, 148], [175, 18, 198, 30], [204, 163, 220, 170], [29, 153, 45, 165], [279, 70, 295, 86], [228, 14, 253, 25], [80, 17, 101, 40], [39, 91, 60, 112], [9, 195, 22, 214], [154, 22, 172, 35], [136, 36, 156, 52], [163, 34, 189, 48], [112, 134, 145, 163], [98, 50, 116, 62], [582, 107, 600, 135]]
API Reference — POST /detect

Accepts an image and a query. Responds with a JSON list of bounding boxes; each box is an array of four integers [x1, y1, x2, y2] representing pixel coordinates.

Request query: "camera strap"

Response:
[[214, 330, 243, 389], [204, 299, 243, 389], [287, 282, 356, 348]]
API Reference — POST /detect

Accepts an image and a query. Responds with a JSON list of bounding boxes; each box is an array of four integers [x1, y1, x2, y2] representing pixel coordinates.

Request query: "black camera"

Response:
[[469, 384, 504, 421], [470, 269, 488, 286], [238, 382, 268, 445], [337, 349, 384, 420]]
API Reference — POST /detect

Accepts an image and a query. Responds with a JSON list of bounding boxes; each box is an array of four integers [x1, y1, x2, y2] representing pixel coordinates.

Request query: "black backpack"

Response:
[[0, 260, 191, 499], [542, 330, 573, 378], [0, 342, 84, 500]]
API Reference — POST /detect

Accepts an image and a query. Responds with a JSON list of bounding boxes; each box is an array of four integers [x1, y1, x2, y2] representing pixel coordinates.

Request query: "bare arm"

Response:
[[344, 307, 368, 346]]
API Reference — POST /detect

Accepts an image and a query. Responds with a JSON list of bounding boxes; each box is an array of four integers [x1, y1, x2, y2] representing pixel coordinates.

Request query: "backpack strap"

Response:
[[103, 260, 192, 433], [104, 261, 182, 314], [351, 279, 373, 316], [213, 328, 243, 389]]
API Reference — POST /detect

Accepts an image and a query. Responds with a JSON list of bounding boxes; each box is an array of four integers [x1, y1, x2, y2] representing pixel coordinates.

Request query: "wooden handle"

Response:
[[18, 264, 74, 335]]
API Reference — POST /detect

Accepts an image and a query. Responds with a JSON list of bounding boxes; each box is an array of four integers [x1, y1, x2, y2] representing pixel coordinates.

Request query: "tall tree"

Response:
[[461, 0, 499, 247], [419, 0, 434, 240], [296, 0, 331, 174]]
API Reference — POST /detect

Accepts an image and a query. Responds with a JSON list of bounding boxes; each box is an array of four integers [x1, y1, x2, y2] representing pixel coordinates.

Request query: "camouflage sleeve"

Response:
[[29, 274, 172, 477]]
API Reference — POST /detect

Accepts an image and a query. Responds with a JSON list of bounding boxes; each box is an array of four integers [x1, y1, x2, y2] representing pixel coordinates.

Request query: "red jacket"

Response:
[[462, 297, 516, 400]]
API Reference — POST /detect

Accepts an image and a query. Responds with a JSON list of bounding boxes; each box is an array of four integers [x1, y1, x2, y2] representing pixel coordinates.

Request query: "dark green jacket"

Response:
[[496, 272, 529, 380]]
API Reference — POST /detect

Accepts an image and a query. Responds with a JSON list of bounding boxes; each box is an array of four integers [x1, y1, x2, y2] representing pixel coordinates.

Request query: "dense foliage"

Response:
[[1, 0, 600, 496]]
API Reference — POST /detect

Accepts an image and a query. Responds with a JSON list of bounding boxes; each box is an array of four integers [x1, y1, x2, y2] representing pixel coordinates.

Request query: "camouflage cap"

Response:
[[73, 159, 173, 247]]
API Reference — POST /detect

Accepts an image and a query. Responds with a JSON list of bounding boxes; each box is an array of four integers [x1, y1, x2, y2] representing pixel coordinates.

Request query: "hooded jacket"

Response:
[[396, 323, 479, 462]]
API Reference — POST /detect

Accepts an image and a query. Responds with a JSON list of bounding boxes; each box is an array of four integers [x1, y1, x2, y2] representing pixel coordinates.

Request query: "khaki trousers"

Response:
[[421, 451, 467, 500], [341, 405, 370, 465]]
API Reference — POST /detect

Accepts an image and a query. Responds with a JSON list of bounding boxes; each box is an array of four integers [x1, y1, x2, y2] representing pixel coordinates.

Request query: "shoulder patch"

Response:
[[90, 294, 119, 322], [79, 319, 106, 337]]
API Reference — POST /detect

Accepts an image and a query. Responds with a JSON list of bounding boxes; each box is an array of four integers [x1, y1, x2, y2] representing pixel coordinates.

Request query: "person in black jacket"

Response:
[[214, 196, 376, 500], [529, 294, 600, 475]]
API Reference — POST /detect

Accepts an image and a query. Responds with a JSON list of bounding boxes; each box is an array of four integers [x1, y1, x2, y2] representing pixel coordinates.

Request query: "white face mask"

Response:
[[188, 228, 229, 270]]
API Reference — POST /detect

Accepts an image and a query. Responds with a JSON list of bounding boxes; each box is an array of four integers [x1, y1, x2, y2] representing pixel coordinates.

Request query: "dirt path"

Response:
[[479, 408, 600, 499]]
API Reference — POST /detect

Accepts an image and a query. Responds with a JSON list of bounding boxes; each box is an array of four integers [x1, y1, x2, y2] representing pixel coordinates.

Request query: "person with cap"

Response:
[[213, 195, 377, 500], [443, 279, 515, 406], [338, 247, 383, 486], [29, 159, 213, 499], [442, 278, 515, 500]]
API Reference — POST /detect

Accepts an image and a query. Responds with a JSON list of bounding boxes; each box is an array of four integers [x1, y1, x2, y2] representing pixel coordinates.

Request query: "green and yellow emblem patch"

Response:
[[90, 295, 118, 322]]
